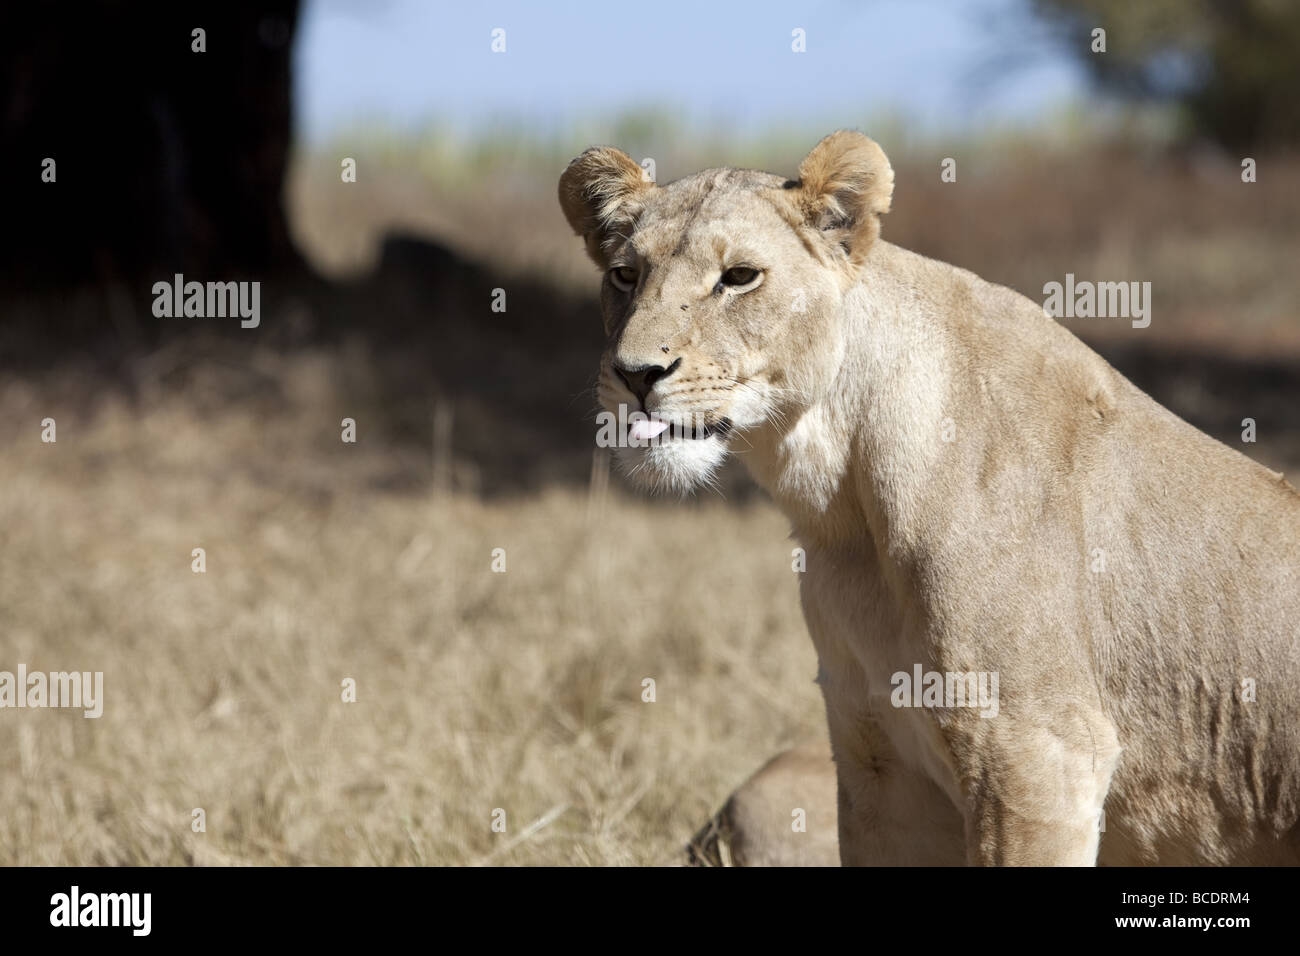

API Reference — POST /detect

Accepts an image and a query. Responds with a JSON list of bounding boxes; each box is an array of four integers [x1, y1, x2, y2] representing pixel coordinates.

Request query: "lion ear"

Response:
[[795, 131, 893, 264], [558, 147, 653, 269]]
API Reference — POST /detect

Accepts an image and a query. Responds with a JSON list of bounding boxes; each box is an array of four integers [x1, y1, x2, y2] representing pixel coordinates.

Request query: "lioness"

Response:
[[559, 131, 1300, 865]]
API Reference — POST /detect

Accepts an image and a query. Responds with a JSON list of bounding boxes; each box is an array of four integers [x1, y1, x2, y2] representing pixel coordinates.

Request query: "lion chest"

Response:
[[798, 547, 964, 803]]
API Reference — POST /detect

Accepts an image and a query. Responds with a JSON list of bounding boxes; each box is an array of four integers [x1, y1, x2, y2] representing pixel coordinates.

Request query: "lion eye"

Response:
[[609, 266, 639, 291], [721, 267, 760, 288]]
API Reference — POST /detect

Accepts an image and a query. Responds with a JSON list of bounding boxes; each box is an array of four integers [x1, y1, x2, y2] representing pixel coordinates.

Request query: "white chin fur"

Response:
[[613, 436, 728, 495]]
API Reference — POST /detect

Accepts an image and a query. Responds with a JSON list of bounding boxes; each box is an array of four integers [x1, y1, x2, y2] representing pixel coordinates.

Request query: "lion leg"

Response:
[[828, 711, 967, 866], [684, 718, 968, 866], [957, 712, 1122, 866]]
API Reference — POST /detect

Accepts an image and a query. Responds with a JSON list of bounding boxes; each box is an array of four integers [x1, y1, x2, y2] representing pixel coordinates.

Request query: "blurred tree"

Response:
[[0, 1, 302, 293], [1032, 0, 1300, 147]]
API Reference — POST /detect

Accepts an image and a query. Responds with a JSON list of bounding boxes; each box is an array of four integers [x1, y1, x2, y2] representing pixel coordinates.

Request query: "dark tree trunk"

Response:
[[1, 1, 302, 294]]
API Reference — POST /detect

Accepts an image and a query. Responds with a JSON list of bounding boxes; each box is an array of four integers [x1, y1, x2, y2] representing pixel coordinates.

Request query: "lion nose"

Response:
[[614, 357, 680, 404]]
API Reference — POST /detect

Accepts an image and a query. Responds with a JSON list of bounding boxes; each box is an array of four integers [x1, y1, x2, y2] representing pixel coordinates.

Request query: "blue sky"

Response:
[[294, 0, 1088, 142]]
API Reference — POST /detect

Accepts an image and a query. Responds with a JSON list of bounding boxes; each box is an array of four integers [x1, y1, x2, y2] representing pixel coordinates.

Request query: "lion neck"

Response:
[[741, 241, 958, 561]]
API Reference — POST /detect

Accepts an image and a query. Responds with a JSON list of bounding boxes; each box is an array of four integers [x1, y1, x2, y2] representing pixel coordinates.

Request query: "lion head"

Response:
[[559, 131, 894, 494]]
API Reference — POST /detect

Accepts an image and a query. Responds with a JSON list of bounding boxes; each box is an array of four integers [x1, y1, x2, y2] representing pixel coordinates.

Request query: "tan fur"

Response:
[[559, 131, 1300, 865], [684, 738, 840, 866]]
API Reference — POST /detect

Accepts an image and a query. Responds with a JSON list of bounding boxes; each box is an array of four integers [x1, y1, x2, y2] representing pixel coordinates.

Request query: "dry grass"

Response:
[[0, 355, 819, 865]]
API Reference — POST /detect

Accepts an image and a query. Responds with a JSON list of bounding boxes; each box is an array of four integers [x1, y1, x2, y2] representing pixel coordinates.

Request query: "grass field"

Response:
[[0, 353, 820, 865]]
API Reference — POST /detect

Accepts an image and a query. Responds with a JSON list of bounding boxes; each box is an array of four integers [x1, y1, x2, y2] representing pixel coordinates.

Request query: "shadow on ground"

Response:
[[3, 234, 1297, 498]]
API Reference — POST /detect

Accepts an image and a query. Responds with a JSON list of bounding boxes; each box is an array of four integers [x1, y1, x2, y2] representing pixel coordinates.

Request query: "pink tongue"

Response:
[[630, 418, 670, 441]]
